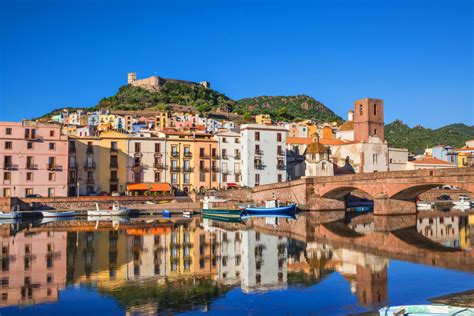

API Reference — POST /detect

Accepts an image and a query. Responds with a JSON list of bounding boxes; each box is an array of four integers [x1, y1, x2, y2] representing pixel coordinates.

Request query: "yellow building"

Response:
[[158, 131, 196, 194], [69, 130, 129, 195], [255, 114, 272, 125], [155, 112, 170, 130]]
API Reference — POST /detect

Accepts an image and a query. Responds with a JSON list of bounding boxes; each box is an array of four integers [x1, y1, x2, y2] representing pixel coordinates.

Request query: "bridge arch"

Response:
[[321, 186, 374, 200], [389, 183, 474, 201]]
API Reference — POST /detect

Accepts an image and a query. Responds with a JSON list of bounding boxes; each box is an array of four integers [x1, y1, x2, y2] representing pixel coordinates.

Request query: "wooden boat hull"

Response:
[[243, 204, 296, 217], [87, 209, 130, 216]]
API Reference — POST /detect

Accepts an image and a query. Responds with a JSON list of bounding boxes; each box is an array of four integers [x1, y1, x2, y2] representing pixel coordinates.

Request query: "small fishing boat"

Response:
[[416, 202, 434, 210], [202, 213, 243, 223], [162, 210, 171, 218], [183, 210, 193, 217], [242, 200, 297, 217], [87, 202, 130, 216], [201, 196, 244, 218], [378, 304, 474, 315], [453, 195, 472, 207], [0, 211, 21, 219], [40, 210, 76, 218]]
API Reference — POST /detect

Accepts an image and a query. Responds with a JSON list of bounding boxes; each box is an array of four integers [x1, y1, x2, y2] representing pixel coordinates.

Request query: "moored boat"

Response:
[[378, 304, 474, 315], [242, 201, 297, 217], [40, 210, 76, 218], [0, 211, 21, 219], [452, 195, 472, 207], [416, 202, 434, 210], [163, 210, 171, 218], [201, 196, 244, 217], [87, 202, 130, 216]]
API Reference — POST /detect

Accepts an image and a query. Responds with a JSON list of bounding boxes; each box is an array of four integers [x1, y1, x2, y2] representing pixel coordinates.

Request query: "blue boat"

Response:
[[242, 203, 297, 217], [162, 210, 171, 218]]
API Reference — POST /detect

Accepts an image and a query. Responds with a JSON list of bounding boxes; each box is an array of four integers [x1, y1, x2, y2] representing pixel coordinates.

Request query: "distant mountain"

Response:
[[236, 95, 342, 123], [385, 120, 474, 154]]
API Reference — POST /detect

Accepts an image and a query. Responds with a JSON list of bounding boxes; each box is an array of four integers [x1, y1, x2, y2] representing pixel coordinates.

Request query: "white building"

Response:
[[215, 130, 241, 189], [240, 124, 287, 187], [388, 147, 408, 171], [216, 228, 242, 285], [304, 139, 333, 177], [127, 135, 167, 184], [336, 110, 355, 141], [406, 157, 456, 170]]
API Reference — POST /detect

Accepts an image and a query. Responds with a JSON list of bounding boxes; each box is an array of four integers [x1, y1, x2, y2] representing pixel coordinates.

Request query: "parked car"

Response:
[[111, 192, 120, 197], [98, 191, 110, 196], [436, 194, 452, 201], [25, 194, 42, 198]]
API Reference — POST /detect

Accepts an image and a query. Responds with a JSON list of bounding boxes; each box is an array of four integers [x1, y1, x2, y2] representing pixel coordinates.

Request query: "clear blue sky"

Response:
[[1, 0, 472, 128]]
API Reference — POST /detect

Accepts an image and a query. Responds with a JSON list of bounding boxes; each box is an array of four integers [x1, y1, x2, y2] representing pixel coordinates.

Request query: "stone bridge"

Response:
[[250, 167, 474, 215]]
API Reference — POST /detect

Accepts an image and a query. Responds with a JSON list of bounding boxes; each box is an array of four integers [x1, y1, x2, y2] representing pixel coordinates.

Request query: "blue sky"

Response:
[[0, 0, 472, 127]]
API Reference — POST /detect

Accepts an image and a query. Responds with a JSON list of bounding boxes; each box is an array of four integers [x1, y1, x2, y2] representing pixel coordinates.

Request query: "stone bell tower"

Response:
[[128, 72, 137, 84], [353, 98, 384, 142]]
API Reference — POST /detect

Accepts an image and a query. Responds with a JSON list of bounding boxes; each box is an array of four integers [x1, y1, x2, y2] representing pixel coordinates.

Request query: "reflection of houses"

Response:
[[0, 231, 67, 307], [240, 230, 288, 292], [215, 228, 242, 285], [417, 216, 461, 248]]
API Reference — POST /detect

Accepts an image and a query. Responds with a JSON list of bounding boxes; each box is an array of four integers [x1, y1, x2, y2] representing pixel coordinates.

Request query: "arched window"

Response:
[[374, 104, 377, 115]]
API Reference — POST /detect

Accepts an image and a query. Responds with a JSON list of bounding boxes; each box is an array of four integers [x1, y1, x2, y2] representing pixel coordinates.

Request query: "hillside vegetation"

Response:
[[385, 120, 474, 154]]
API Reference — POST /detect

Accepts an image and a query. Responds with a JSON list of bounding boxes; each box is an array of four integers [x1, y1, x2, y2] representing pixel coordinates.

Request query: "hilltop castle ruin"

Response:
[[127, 72, 210, 92]]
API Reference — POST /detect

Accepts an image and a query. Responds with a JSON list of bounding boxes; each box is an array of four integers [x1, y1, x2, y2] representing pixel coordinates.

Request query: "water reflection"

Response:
[[0, 211, 472, 314]]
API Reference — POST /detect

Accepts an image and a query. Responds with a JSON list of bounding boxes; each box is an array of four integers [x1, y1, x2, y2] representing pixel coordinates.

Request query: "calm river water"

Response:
[[0, 210, 472, 315]]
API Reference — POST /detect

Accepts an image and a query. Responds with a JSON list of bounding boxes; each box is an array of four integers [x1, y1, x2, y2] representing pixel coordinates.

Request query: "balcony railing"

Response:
[[84, 162, 96, 170], [26, 164, 38, 170], [199, 153, 209, 159], [183, 151, 192, 158], [211, 154, 219, 160], [110, 162, 119, 169], [132, 164, 144, 173], [170, 166, 181, 172], [171, 151, 180, 158], [2, 164, 18, 171], [134, 152, 143, 158], [211, 166, 219, 172], [183, 167, 193, 173], [255, 149, 264, 156], [221, 155, 228, 160], [254, 164, 264, 170], [154, 152, 163, 158], [110, 178, 119, 184], [277, 164, 286, 170], [47, 164, 63, 171], [153, 163, 166, 170], [200, 166, 209, 172]]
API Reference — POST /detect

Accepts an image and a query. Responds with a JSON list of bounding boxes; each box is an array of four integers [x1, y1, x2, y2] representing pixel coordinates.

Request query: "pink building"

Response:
[[0, 121, 68, 198]]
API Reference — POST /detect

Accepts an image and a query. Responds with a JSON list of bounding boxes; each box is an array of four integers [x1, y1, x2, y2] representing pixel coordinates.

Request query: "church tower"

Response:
[[353, 98, 384, 142]]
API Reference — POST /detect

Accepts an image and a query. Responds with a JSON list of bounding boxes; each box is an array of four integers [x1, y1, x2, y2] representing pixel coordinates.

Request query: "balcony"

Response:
[[153, 163, 166, 170], [277, 164, 286, 170], [86, 146, 93, 154], [170, 166, 181, 172], [26, 164, 38, 170], [2, 164, 18, 171], [199, 153, 209, 159], [68, 163, 78, 170], [183, 151, 192, 158], [211, 154, 219, 160], [171, 151, 180, 158], [277, 150, 286, 156], [200, 166, 209, 172], [183, 167, 194, 173], [132, 164, 144, 173], [110, 178, 119, 184], [110, 162, 119, 169], [154, 152, 163, 158], [211, 166, 219, 172], [254, 163, 264, 170], [255, 149, 264, 156], [84, 162, 96, 170], [86, 178, 95, 184], [134, 152, 143, 158], [47, 164, 63, 171], [221, 155, 228, 160]]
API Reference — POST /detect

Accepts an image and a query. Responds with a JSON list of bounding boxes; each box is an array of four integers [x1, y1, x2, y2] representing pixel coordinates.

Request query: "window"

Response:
[[154, 172, 160, 182], [155, 143, 160, 153], [278, 174, 282, 182], [374, 104, 377, 115], [373, 154, 378, 164], [26, 172, 33, 181], [48, 188, 55, 197], [50, 130, 55, 137], [374, 128, 377, 135], [222, 137, 227, 143], [4, 172, 11, 181], [359, 104, 363, 115], [255, 174, 260, 185], [4, 142, 12, 150], [277, 133, 282, 142], [48, 172, 55, 181], [111, 141, 117, 151], [49, 142, 55, 150], [5, 128, 11, 135], [255, 132, 260, 141], [134, 142, 141, 152], [27, 142, 33, 149], [25, 188, 33, 196]]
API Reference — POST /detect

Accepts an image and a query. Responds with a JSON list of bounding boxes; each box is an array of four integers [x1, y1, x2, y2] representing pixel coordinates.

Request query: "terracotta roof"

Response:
[[286, 137, 312, 145], [456, 147, 474, 151], [319, 138, 349, 145], [306, 142, 326, 154], [338, 120, 354, 131], [411, 157, 455, 165]]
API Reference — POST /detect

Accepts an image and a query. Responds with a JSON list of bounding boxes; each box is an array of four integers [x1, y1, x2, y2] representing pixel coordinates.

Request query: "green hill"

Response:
[[236, 95, 342, 123], [385, 120, 474, 154]]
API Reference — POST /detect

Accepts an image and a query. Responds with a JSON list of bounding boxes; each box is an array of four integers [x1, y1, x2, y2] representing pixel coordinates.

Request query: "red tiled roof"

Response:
[[319, 138, 350, 145], [286, 137, 312, 145], [412, 157, 455, 165]]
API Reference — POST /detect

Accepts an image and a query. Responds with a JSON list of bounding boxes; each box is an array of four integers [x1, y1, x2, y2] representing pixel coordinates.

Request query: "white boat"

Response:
[[183, 210, 194, 217], [379, 304, 474, 315], [0, 211, 21, 219], [416, 202, 434, 210], [453, 195, 472, 207], [87, 202, 131, 216], [40, 210, 76, 218]]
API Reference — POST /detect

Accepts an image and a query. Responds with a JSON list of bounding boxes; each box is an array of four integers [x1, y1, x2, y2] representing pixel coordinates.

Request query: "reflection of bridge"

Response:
[[251, 167, 474, 215], [249, 212, 474, 272]]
